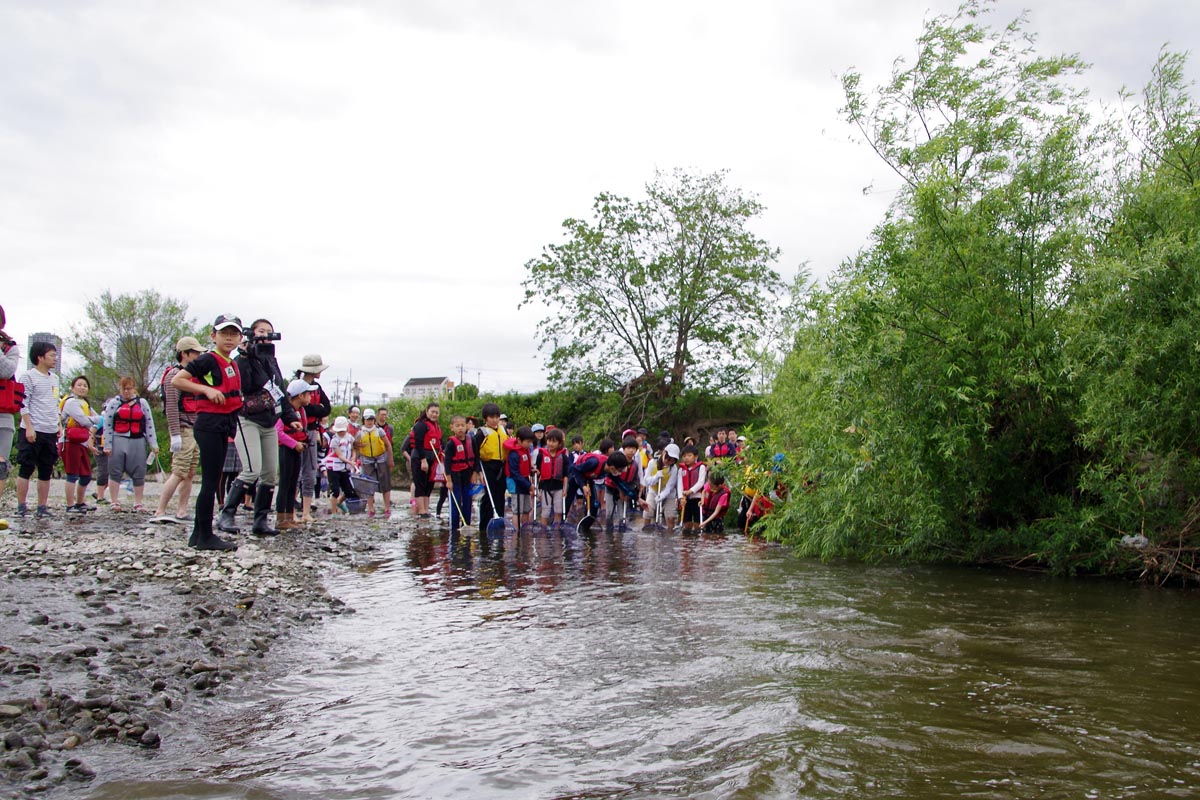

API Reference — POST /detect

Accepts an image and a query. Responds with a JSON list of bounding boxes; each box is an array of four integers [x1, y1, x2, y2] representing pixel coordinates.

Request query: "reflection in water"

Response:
[[90, 529, 1200, 800]]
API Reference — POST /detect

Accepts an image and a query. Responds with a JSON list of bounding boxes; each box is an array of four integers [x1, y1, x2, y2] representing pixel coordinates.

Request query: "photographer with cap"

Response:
[[294, 353, 332, 523], [216, 318, 299, 537]]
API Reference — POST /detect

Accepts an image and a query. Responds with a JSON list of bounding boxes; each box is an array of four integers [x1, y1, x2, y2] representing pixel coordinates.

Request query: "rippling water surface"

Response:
[[92, 527, 1200, 798]]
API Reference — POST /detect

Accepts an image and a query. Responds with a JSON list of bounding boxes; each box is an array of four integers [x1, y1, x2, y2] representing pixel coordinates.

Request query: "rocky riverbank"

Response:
[[0, 493, 400, 799]]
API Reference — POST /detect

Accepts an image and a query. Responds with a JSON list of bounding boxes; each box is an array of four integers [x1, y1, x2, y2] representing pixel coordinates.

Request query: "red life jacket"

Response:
[[680, 462, 705, 493], [161, 365, 199, 416], [710, 441, 735, 458], [0, 343, 26, 414], [292, 408, 309, 442], [749, 493, 774, 520], [536, 448, 567, 481], [112, 398, 147, 437], [576, 452, 608, 480], [703, 485, 730, 516], [448, 435, 475, 472], [192, 351, 243, 414], [415, 420, 442, 456], [503, 437, 531, 478], [605, 460, 637, 490]]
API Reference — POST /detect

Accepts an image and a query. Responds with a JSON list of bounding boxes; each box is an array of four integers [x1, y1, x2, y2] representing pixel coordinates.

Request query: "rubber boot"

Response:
[[188, 523, 238, 552], [217, 479, 248, 534], [251, 484, 279, 536]]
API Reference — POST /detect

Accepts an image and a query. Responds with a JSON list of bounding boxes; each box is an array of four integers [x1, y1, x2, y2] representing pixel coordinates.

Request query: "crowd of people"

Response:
[[1, 308, 785, 550]]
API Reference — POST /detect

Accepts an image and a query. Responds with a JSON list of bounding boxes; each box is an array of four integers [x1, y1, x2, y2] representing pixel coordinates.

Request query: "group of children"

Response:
[[404, 401, 767, 537]]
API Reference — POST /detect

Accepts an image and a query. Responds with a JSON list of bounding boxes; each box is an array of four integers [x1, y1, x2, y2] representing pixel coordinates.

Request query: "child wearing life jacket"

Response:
[[602, 449, 644, 532], [605, 437, 644, 531], [567, 438, 613, 520], [59, 375, 102, 514], [275, 379, 315, 530], [442, 414, 477, 534], [565, 434, 587, 519], [504, 425, 536, 525], [172, 314, 245, 551], [471, 403, 507, 534], [642, 442, 680, 530], [535, 428, 569, 525], [355, 408, 393, 518], [102, 376, 158, 513], [700, 472, 731, 533], [676, 445, 708, 528], [326, 415, 360, 514]]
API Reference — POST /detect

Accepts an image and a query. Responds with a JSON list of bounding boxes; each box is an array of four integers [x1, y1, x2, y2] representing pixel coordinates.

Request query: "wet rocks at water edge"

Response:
[[0, 500, 383, 799]]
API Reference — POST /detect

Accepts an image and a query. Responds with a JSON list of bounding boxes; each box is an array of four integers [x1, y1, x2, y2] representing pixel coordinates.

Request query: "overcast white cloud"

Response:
[[2, 0, 1196, 402]]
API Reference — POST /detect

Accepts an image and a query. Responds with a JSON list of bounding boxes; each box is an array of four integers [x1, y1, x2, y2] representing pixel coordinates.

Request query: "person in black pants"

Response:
[[172, 314, 245, 551]]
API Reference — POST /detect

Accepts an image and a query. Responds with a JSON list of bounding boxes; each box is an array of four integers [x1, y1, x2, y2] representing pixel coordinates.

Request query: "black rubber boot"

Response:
[[251, 484, 279, 537], [188, 523, 238, 551], [217, 479, 248, 534]]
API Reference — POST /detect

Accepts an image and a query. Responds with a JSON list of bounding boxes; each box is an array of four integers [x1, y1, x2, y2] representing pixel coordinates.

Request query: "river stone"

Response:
[[139, 730, 161, 748], [28, 613, 49, 626], [4, 731, 23, 749], [0, 704, 23, 719], [4, 749, 35, 770]]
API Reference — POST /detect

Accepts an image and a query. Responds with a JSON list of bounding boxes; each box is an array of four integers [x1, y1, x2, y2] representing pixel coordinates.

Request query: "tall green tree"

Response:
[[1065, 51, 1200, 551], [70, 290, 196, 398], [766, 1, 1105, 568], [522, 169, 782, 414]]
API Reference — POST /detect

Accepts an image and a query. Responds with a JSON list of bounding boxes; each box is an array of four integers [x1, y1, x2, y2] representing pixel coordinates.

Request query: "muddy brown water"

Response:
[[82, 528, 1199, 799]]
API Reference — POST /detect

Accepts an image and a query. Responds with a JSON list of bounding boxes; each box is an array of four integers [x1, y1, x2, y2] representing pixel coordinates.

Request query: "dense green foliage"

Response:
[[763, 2, 1200, 578]]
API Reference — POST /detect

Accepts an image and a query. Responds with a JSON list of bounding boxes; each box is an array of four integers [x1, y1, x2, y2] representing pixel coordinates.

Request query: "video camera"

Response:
[[243, 328, 282, 343]]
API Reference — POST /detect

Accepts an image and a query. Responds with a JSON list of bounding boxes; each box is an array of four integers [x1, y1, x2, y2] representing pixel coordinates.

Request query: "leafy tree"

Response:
[[765, 1, 1105, 568], [70, 290, 196, 398], [453, 382, 479, 401], [1065, 50, 1200, 556], [522, 169, 782, 414]]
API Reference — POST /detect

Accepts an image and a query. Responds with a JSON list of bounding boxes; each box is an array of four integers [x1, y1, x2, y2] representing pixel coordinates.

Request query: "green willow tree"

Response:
[[765, 1, 1106, 567], [522, 169, 782, 415], [1065, 51, 1200, 556]]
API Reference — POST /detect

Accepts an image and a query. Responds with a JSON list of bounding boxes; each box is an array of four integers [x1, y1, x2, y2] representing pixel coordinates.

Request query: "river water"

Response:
[[91, 527, 1199, 799]]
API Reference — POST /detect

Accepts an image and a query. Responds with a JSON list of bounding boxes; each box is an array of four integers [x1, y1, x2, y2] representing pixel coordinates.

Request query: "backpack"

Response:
[[0, 377, 24, 414]]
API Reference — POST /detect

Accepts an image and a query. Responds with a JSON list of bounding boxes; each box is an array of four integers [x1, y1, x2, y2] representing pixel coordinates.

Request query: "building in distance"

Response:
[[402, 376, 455, 401]]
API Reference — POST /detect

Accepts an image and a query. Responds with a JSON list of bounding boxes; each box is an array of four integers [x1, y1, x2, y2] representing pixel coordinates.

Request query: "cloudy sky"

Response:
[[2, 0, 1195, 402]]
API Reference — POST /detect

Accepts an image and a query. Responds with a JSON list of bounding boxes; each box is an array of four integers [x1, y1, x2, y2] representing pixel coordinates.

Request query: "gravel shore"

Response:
[[0, 484, 399, 798]]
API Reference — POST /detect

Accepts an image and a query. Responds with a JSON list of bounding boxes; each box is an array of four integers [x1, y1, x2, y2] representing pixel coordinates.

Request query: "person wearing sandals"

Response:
[[60, 375, 102, 514], [294, 354, 331, 523], [102, 376, 158, 513], [217, 318, 299, 538], [150, 336, 205, 524]]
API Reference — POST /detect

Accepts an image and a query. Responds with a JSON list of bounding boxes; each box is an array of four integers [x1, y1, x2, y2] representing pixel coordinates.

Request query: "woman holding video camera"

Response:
[[217, 318, 299, 537]]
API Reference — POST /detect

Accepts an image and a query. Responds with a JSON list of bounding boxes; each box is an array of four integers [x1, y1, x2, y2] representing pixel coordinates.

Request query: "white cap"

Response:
[[664, 443, 681, 459], [286, 379, 316, 398], [363, 408, 376, 419], [332, 415, 349, 432]]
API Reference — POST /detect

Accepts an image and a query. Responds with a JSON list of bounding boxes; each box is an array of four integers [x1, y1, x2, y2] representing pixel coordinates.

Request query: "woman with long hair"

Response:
[[217, 318, 297, 537], [408, 402, 442, 518]]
